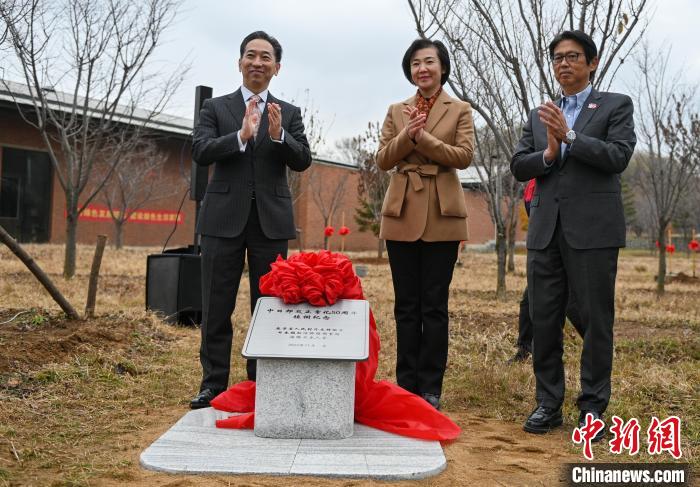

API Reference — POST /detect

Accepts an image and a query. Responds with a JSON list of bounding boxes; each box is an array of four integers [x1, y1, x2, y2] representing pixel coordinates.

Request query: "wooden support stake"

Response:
[[0, 224, 80, 320], [85, 235, 107, 318]]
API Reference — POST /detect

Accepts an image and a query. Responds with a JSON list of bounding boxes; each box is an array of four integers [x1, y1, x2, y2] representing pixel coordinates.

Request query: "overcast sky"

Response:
[[157, 0, 700, 158]]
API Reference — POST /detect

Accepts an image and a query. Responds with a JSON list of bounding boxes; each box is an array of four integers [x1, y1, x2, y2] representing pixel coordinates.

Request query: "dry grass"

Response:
[[0, 243, 698, 485]]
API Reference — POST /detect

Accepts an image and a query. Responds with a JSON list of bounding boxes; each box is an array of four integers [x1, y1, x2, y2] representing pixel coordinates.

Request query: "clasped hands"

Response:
[[403, 106, 426, 143], [240, 99, 283, 142], [537, 101, 570, 161]]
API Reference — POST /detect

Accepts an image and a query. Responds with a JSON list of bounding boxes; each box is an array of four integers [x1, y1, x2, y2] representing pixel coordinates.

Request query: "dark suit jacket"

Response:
[[510, 89, 636, 250], [192, 89, 311, 240]]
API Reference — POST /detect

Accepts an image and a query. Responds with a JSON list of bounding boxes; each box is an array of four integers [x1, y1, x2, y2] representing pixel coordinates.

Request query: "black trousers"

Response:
[[516, 286, 586, 353], [199, 205, 287, 391], [527, 220, 618, 413], [386, 239, 459, 396]]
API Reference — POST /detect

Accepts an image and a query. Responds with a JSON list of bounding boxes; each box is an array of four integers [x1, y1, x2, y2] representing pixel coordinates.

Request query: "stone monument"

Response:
[[242, 297, 369, 440]]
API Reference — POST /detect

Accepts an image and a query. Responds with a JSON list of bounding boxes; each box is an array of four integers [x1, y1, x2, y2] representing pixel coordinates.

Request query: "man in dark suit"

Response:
[[510, 30, 635, 440], [190, 31, 311, 408], [508, 180, 586, 364]]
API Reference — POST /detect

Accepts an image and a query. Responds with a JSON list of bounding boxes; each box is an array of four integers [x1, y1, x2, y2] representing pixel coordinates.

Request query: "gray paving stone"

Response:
[[140, 408, 446, 480], [254, 358, 355, 439]]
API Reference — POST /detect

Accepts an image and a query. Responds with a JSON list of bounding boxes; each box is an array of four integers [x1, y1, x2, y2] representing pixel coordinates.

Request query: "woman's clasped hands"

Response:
[[403, 106, 426, 143]]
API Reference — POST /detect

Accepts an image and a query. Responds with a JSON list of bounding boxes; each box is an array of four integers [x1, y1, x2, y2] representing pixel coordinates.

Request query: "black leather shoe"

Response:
[[523, 405, 563, 434], [190, 388, 223, 409], [421, 393, 441, 411], [507, 347, 531, 364], [579, 410, 606, 443]]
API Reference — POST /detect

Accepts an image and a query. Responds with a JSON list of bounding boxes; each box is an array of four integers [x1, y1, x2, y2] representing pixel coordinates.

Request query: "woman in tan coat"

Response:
[[377, 39, 474, 410]]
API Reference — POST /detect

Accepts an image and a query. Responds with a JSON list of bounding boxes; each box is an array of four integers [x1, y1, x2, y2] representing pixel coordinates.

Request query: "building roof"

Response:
[[0, 80, 193, 137], [312, 156, 358, 170], [458, 166, 482, 187]]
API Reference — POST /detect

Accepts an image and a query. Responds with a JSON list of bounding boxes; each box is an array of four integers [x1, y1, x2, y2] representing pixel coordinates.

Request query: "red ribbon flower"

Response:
[[666, 244, 676, 254], [259, 251, 359, 307], [339, 226, 350, 236], [324, 226, 335, 237], [689, 240, 699, 252]]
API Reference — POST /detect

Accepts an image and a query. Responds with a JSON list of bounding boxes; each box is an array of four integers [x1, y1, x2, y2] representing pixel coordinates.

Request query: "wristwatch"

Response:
[[564, 129, 576, 145]]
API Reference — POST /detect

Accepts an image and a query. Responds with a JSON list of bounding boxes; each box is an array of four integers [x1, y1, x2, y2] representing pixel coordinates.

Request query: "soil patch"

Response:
[[0, 308, 173, 376], [666, 272, 700, 284], [351, 257, 389, 265]]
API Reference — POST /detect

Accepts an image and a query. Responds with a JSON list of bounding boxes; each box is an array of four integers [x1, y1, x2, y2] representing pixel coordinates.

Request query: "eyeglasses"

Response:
[[551, 52, 584, 65]]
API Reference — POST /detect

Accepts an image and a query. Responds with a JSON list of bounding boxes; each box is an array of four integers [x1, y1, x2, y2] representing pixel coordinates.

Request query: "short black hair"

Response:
[[549, 30, 598, 79], [401, 38, 451, 86], [240, 31, 282, 62]]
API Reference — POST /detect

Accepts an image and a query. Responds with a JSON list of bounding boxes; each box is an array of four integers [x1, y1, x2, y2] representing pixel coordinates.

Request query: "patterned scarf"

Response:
[[414, 87, 443, 116]]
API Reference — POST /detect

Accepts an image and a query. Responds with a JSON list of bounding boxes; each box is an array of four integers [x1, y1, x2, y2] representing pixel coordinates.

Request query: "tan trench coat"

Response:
[[377, 89, 475, 242]]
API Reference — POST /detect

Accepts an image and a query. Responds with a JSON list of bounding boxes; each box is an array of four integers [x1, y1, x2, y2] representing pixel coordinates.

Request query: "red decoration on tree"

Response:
[[324, 226, 335, 237], [666, 244, 676, 254], [689, 240, 699, 251], [655, 240, 660, 248], [339, 226, 350, 236], [210, 251, 461, 441]]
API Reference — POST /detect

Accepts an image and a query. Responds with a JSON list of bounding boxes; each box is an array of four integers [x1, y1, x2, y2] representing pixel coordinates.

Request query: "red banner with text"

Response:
[[74, 204, 183, 225]]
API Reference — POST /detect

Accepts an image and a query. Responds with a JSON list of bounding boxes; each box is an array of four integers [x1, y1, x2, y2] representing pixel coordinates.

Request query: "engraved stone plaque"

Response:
[[242, 297, 369, 360]]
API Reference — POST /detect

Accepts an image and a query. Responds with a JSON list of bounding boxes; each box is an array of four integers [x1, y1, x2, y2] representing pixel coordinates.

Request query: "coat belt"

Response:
[[395, 163, 444, 191]]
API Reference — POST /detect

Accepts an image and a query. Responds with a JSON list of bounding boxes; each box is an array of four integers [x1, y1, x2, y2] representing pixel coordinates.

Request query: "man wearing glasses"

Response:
[[510, 30, 636, 441]]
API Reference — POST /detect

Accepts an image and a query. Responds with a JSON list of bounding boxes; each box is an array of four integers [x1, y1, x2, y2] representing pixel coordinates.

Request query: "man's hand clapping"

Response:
[[240, 98, 261, 142], [538, 101, 569, 162], [268, 102, 282, 140]]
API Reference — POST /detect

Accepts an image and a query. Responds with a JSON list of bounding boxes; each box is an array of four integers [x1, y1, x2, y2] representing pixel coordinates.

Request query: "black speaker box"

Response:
[[146, 248, 201, 325]]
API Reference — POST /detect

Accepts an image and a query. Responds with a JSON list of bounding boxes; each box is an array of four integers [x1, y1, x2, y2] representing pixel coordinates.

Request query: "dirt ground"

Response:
[[0, 245, 697, 486], [0, 308, 578, 486]]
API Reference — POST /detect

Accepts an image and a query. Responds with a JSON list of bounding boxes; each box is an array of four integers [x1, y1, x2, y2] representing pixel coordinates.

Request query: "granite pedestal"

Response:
[[254, 358, 355, 439], [140, 408, 446, 480]]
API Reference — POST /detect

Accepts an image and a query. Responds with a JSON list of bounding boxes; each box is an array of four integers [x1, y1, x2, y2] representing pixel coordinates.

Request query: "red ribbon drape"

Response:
[[211, 250, 461, 441]]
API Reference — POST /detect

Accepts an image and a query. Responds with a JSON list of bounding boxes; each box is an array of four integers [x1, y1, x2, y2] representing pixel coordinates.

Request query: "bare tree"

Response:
[[286, 89, 328, 249], [308, 167, 349, 250], [632, 44, 699, 295], [0, 0, 185, 277], [407, 0, 650, 297], [337, 121, 388, 257], [470, 126, 521, 298], [98, 138, 185, 249]]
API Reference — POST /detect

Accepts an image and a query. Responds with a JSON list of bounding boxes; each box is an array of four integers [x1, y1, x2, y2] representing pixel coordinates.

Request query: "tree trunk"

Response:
[[64, 213, 78, 279], [495, 229, 507, 300], [656, 224, 667, 296], [507, 225, 516, 273], [114, 221, 124, 249], [377, 238, 384, 259], [0, 224, 80, 319]]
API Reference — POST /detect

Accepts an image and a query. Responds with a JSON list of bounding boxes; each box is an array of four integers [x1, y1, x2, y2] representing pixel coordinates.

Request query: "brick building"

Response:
[[0, 82, 522, 251], [0, 81, 196, 249]]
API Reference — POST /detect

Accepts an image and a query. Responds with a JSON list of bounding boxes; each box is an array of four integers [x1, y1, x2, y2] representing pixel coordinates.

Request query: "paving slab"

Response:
[[140, 408, 446, 480]]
